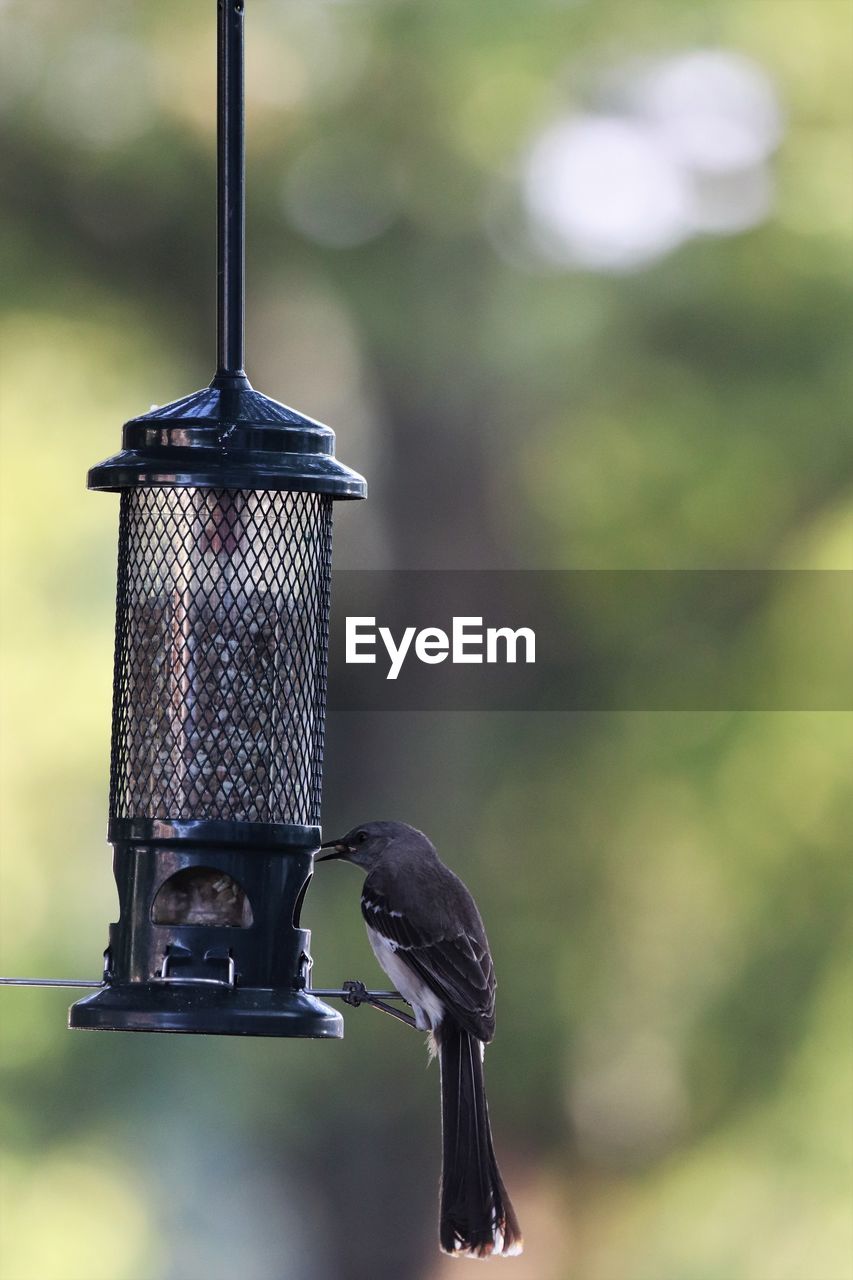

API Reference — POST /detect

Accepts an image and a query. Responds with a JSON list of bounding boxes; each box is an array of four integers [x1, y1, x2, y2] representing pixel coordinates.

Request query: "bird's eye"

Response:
[[357, 831, 368, 844]]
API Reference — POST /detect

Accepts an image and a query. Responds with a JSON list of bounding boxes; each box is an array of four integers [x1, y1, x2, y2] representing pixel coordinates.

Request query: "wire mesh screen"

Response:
[[109, 488, 333, 826]]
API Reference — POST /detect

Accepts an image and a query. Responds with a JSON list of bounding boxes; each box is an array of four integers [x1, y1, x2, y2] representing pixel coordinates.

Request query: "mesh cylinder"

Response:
[[109, 487, 333, 827]]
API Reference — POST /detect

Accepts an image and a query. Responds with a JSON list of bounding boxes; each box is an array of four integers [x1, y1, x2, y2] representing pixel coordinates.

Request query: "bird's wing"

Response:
[[361, 880, 496, 1042]]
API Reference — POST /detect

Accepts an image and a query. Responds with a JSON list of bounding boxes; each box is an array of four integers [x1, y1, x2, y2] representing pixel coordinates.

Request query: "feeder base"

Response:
[[68, 983, 343, 1038]]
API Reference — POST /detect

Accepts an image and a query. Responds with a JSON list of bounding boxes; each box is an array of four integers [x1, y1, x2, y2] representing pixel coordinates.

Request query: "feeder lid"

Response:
[[88, 375, 367, 499]]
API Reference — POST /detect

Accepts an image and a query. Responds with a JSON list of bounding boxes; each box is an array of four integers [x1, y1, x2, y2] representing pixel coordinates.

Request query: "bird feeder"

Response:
[[65, 0, 366, 1036]]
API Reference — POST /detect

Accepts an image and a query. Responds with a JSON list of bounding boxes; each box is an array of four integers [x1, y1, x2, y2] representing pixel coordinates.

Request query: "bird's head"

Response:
[[316, 820, 428, 871]]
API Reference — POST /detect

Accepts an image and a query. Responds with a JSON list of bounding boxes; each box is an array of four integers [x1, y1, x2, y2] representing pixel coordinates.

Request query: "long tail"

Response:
[[437, 1020, 523, 1258]]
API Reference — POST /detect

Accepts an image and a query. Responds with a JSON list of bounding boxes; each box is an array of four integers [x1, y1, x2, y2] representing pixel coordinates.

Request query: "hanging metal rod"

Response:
[[216, 0, 247, 381]]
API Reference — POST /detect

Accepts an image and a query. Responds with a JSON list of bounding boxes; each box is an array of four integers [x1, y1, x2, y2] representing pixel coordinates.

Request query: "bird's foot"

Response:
[[341, 979, 370, 1008], [340, 979, 419, 1030]]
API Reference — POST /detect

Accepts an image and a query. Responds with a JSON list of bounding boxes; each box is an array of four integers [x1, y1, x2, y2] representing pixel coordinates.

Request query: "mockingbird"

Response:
[[318, 820, 522, 1259]]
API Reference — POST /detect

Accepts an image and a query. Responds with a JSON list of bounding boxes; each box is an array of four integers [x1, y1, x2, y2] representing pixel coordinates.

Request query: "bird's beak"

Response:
[[316, 839, 346, 862]]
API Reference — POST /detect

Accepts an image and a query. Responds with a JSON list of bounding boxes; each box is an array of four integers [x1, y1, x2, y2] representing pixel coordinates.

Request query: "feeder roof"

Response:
[[88, 378, 367, 499]]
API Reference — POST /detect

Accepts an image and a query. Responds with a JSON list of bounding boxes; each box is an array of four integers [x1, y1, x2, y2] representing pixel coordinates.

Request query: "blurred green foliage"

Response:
[[1, 2, 851, 1279]]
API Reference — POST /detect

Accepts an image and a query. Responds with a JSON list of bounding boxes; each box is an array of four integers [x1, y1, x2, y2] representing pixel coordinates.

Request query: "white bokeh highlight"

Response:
[[520, 49, 783, 273], [640, 50, 783, 175], [525, 117, 691, 271]]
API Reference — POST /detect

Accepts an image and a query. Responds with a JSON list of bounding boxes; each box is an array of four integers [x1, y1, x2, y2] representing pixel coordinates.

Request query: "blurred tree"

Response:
[[1, 2, 851, 1279]]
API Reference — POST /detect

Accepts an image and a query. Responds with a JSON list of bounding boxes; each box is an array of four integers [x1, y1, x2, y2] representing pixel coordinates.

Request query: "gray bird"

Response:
[[317, 820, 523, 1258]]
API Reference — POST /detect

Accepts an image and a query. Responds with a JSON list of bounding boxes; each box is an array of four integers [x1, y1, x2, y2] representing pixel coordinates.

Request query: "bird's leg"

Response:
[[366, 996, 418, 1029], [341, 979, 418, 1030]]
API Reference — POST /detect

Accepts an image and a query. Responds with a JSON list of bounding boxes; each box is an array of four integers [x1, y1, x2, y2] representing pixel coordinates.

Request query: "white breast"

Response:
[[366, 927, 445, 1033]]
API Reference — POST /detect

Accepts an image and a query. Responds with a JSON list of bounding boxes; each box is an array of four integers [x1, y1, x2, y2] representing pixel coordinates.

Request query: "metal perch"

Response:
[[0, 976, 417, 1027]]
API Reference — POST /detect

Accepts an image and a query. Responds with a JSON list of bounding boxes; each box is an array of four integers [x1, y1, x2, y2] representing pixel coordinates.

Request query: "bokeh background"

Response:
[[1, 1, 851, 1278]]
